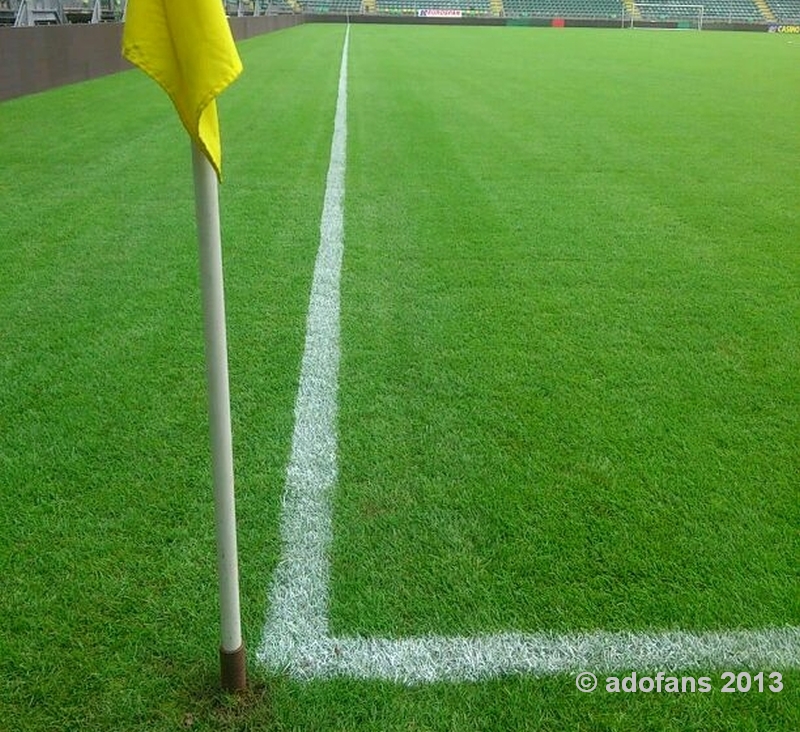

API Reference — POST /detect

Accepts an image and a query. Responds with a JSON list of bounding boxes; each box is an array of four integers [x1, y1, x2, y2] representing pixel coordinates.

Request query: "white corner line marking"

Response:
[[257, 24, 800, 683], [259, 23, 349, 667]]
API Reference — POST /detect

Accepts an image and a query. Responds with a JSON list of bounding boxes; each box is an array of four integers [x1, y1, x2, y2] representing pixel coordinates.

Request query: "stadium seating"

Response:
[[501, 0, 765, 19], [268, 0, 298, 11], [263, 0, 793, 20], [375, 0, 491, 13], [299, 0, 362, 12], [768, 0, 800, 19], [0, 1, 16, 25], [1, 0, 120, 25], [634, 0, 763, 21], [8, 0, 63, 25], [503, 0, 619, 17]]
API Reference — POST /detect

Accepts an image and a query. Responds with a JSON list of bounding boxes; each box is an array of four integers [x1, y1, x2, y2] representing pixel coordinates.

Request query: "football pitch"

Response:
[[1, 21, 798, 731]]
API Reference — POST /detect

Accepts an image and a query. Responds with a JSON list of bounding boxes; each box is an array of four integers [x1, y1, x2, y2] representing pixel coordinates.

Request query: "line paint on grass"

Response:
[[264, 628, 800, 683], [259, 25, 349, 654], [258, 24, 800, 683]]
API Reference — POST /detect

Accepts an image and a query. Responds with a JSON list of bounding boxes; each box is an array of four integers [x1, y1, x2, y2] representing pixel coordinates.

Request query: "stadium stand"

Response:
[[228, 0, 790, 19], [224, 0, 297, 14], [9, 0, 63, 25], [299, 0, 361, 13], [0, 1, 16, 25], [768, 0, 800, 18], [375, 0, 492, 13], [2, 0, 121, 26], [636, 0, 764, 21], [225, 0, 264, 14], [501, 0, 764, 19], [504, 0, 619, 16]]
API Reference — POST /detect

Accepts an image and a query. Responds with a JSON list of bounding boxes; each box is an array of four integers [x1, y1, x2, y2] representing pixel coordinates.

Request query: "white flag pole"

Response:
[[191, 142, 246, 692]]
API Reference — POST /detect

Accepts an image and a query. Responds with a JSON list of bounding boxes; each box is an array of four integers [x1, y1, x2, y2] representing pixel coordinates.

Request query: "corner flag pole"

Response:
[[122, 0, 246, 693], [192, 142, 246, 692]]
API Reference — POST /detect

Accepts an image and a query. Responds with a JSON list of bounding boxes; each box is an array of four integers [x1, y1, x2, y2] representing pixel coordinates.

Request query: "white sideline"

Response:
[[259, 24, 349, 652], [257, 25, 800, 683]]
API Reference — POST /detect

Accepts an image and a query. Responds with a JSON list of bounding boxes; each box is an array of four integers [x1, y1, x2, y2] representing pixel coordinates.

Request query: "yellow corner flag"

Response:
[[122, 0, 243, 179]]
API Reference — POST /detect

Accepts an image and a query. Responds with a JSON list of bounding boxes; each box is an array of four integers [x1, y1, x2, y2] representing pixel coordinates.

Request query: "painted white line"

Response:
[[258, 24, 800, 683], [259, 24, 349, 665], [267, 628, 800, 683]]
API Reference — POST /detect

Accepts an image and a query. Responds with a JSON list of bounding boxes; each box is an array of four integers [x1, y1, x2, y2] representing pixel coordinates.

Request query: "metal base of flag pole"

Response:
[[220, 644, 247, 692]]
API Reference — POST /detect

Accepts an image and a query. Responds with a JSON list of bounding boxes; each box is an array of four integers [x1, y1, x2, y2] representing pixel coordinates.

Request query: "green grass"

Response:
[[0, 22, 339, 730], [1, 22, 798, 731], [333, 25, 799, 639]]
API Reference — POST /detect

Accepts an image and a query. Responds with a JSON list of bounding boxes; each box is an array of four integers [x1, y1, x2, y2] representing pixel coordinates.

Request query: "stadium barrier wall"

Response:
[[229, 14, 304, 40], [0, 15, 303, 103], [1, 13, 773, 103]]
